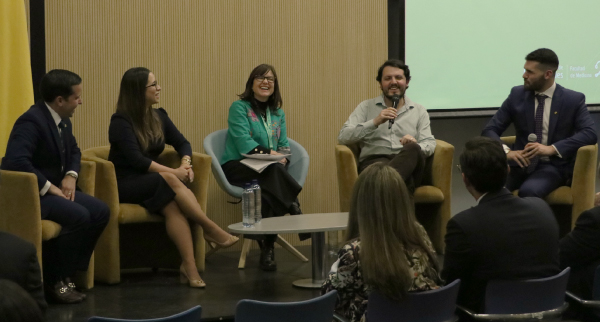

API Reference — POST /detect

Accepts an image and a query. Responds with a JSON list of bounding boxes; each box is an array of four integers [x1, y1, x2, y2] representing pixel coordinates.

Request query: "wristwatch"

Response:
[[66, 172, 78, 180]]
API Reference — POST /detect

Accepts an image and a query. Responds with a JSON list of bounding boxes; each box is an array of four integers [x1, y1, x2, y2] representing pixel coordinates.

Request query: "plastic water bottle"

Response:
[[242, 183, 255, 228], [252, 179, 262, 223]]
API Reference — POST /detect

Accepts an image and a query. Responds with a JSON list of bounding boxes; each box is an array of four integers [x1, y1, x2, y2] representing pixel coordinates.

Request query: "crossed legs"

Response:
[[159, 172, 235, 282]]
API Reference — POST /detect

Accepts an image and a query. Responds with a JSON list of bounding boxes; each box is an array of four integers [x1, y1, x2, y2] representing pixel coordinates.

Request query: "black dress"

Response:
[[108, 108, 192, 213]]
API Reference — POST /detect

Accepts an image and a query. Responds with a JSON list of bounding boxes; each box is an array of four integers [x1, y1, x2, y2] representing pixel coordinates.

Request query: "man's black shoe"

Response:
[[45, 281, 82, 304], [64, 277, 86, 300], [259, 246, 277, 271]]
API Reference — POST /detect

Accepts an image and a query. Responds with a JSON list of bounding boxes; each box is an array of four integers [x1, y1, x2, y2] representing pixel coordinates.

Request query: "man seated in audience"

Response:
[[0, 279, 44, 322], [560, 203, 600, 299], [442, 136, 560, 312], [0, 231, 46, 312], [338, 59, 436, 192]]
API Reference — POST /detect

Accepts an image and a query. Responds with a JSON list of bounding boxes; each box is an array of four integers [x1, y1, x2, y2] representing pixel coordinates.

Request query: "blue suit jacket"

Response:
[[1, 100, 81, 190], [482, 84, 597, 175]]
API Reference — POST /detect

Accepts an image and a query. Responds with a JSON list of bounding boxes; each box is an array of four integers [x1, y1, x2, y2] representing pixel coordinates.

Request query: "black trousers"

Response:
[[358, 142, 426, 192], [222, 160, 302, 242], [40, 191, 109, 284]]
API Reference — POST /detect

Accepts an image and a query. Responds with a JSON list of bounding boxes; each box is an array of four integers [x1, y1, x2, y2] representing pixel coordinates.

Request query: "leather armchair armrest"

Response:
[[81, 153, 121, 283], [500, 136, 516, 146], [335, 145, 359, 212], [78, 160, 96, 196], [570, 144, 598, 226], [0, 170, 43, 260], [430, 139, 454, 193]]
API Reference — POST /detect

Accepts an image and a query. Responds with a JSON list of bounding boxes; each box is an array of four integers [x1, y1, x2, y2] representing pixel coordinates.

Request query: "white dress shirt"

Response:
[[40, 103, 78, 196]]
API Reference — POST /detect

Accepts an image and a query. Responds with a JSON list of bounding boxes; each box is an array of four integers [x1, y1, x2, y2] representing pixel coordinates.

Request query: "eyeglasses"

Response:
[[146, 82, 158, 89], [255, 76, 276, 84], [456, 164, 462, 172]]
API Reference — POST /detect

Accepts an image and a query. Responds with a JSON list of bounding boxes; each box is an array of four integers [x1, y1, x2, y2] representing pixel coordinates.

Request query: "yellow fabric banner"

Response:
[[0, 1, 34, 157]]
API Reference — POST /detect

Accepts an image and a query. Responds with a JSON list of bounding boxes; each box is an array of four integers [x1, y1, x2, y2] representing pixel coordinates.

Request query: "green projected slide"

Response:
[[405, 1, 600, 110]]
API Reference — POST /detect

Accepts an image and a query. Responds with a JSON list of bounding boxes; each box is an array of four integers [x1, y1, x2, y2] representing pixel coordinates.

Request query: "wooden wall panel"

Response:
[[45, 0, 387, 250]]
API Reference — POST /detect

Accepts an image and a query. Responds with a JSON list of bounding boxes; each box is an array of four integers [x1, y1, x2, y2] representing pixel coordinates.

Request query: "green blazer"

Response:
[[221, 100, 289, 165]]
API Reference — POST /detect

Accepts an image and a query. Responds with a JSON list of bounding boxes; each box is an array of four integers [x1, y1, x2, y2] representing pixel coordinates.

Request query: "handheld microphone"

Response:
[[388, 94, 401, 129], [528, 133, 537, 143], [523, 133, 538, 173]]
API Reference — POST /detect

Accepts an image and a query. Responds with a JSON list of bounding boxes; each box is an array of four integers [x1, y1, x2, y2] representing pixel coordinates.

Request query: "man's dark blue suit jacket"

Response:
[[482, 84, 597, 176], [1, 100, 81, 190]]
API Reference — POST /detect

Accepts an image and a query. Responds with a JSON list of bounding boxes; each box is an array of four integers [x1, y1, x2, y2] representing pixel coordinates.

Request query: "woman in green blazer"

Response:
[[221, 64, 302, 271]]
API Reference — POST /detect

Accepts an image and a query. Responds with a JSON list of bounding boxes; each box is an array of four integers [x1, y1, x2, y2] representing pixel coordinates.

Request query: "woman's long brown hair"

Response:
[[345, 163, 439, 300], [116, 67, 164, 151]]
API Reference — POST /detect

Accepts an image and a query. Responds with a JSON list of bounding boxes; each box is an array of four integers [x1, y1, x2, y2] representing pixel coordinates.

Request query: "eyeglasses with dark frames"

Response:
[[255, 76, 276, 84]]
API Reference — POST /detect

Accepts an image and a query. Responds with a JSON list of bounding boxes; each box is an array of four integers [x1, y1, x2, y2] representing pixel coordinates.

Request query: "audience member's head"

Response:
[[346, 163, 438, 300], [0, 279, 44, 322], [459, 136, 508, 195], [40, 69, 82, 104]]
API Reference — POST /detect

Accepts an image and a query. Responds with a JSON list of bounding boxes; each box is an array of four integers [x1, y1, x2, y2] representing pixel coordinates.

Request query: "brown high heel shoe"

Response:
[[205, 234, 239, 250], [180, 265, 206, 288]]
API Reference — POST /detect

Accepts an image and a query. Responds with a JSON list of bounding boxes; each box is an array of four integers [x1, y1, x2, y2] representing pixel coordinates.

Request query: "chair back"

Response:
[[235, 291, 337, 322], [83, 146, 111, 160], [484, 267, 570, 314], [367, 279, 460, 322], [87, 305, 201, 322], [203, 129, 244, 197], [203, 129, 309, 198]]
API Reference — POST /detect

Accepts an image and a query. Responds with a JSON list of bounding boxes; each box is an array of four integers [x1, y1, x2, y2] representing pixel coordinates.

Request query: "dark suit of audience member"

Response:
[[443, 137, 560, 312], [482, 49, 596, 199], [0, 279, 44, 322], [560, 207, 600, 299], [0, 232, 46, 311], [1, 70, 109, 304]]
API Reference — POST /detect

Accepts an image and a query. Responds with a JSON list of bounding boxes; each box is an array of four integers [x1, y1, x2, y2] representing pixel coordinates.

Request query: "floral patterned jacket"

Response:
[[321, 223, 442, 322]]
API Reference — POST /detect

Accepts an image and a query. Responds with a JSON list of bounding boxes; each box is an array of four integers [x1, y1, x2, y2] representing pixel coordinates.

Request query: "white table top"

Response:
[[228, 212, 348, 234]]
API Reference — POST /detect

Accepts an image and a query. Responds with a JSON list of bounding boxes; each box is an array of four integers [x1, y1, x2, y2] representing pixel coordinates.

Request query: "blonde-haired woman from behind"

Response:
[[322, 163, 442, 322]]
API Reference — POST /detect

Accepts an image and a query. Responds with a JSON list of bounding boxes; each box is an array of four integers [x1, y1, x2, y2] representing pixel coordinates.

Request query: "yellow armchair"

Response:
[[0, 160, 97, 289], [335, 140, 454, 253], [82, 146, 210, 284], [501, 136, 597, 229]]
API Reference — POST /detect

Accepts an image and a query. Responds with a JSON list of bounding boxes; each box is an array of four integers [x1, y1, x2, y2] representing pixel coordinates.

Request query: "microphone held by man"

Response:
[[388, 94, 401, 129]]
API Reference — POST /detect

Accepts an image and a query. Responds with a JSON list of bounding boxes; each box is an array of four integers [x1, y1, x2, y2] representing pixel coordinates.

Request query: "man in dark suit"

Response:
[[442, 137, 560, 312], [560, 207, 600, 299], [0, 231, 46, 312], [482, 48, 597, 199], [1, 70, 109, 304]]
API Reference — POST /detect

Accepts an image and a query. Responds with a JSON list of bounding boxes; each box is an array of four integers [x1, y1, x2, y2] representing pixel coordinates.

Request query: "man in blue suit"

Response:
[[482, 48, 597, 198], [1, 70, 109, 304]]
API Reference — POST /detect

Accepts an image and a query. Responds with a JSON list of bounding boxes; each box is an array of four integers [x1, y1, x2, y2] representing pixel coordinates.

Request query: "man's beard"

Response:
[[383, 87, 405, 100], [524, 77, 545, 91]]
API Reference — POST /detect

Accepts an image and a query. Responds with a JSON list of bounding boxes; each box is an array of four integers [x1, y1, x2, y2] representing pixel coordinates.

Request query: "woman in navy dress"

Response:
[[108, 67, 238, 288]]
